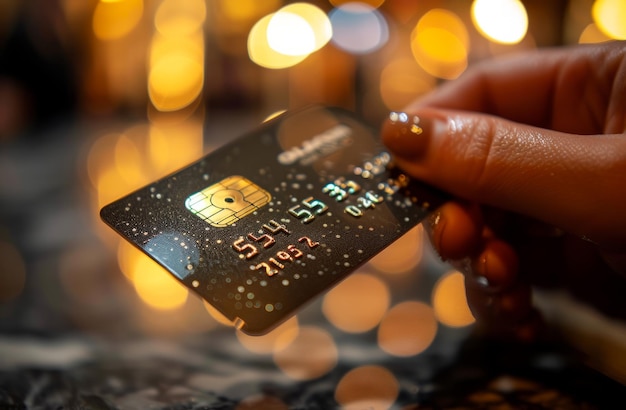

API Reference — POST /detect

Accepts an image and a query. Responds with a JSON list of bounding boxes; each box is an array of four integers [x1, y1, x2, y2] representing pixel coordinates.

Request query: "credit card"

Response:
[[100, 105, 447, 335]]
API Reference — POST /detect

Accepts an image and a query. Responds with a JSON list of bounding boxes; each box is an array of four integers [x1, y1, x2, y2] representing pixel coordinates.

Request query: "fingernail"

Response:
[[382, 111, 445, 159], [471, 241, 519, 292], [428, 211, 446, 260]]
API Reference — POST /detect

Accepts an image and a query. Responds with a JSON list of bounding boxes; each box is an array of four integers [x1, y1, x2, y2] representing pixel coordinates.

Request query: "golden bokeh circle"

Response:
[[378, 301, 438, 357]]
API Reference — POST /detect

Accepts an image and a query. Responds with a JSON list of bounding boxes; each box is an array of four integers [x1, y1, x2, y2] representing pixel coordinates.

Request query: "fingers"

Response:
[[382, 109, 626, 246], [470, 238, 519, 291], [407, 41, 626, 135], [428, 200, 541, 340], [426, 202, 483, 261]]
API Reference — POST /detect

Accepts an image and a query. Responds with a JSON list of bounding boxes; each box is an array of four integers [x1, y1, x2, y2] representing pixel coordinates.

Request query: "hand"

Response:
[[382, 41, 626, 340]]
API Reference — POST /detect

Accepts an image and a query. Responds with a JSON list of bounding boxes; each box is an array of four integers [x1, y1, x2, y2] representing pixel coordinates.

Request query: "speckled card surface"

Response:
[[100, 105, 446, 335]]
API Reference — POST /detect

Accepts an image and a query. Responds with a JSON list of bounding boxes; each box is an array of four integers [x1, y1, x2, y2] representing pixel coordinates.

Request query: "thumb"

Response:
[[381, 109, 626, 246]]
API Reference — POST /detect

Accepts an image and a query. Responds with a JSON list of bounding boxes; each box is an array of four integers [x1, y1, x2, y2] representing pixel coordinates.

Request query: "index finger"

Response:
[[407, 42, 626, 135]]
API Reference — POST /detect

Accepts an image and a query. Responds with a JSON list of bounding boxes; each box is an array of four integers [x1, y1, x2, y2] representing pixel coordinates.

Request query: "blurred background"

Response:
[[1, 0, 625, 409]]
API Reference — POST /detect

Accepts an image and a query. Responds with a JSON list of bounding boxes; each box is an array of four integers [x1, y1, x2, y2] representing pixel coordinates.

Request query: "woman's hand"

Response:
[[382, 41, 626, 339]]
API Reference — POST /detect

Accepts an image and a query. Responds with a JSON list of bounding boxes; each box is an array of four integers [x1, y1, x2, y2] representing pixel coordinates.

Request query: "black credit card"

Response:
[[100, 105, 446, 335]]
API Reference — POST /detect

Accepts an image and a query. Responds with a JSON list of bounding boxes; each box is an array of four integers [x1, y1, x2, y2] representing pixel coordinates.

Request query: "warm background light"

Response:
[[117, 240, 140, 281], [267, 11, 316, 56], [88, 122, 202, 217], [217, 0, 281, 23], [379, 58, 435, 111], [203, 300, 235, 327], [2, 0, 623, 404], [432, 271, 476, 328], [334, 365, 399, 410], [132, 256, 188, 311], [592, 0, 626, 40], [96, 166, 135, 211], [579, 23, 613, 43], [277, 3, 332, 52], [330, 0, 385, 8], [471, 0, 529, 44], [368, 226, 424, 274], [154, 0, 206, 37], [113, 132, 145, 186], [149, 0, 205, 112], [236, 316, 299, 354], [273, 326, 338, 380], [148, 52, 204, 111], [248, 14, 308, 69], [92, 0, 143, 40], [149, 122, 203, 176], [322, 272, 390, 333], [329, 3, 389, 54], [378, 301, 438, 357], [411, 8, 468, 79]]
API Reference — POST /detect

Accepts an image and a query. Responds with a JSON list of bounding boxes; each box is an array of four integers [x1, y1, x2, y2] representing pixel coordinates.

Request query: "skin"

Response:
[[381, 41, 626, 339]]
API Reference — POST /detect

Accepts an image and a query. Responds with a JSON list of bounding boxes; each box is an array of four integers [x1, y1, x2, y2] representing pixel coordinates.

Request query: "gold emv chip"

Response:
[[185, 176, 271, 227]]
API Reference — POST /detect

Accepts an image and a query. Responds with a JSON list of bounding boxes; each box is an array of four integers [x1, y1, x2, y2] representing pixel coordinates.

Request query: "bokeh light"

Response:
[[133, 294, 219, 336], [322, 273, 390, 333], [93, 0, 144, 40], [250, 3, 332, 68], [149, 31, 205, 68], [411, 9, 468, 80], [0, 241, 26, 303], [149, 0, 205, 112], [114, 133, 145, 186], [379, 58, 435, 110], [335, 365, 399, 410], [86, 132, 121, 189], [148, 52, 204, 111], [471, 0, 528, 44], [117, 239, 139, 280], [236, 316, 299, 354], [96, 166, 134, 211], [132, 255, 188, 311], [273, 326, 338, 380], [592, 0, 626, 40], [275, 3, 333, 53], [329, 2, 389, 54], [202, 300, 235, 327], [378, 301, 438, 356], [487, 31, 537, 56], [248, 14, 308, 69], [112, 126, 152, 188], [148, 122, 204, 177], [267, 12, 316, 56], [154, 0, 206, 37], [432, 271, 476, 327], [89, 124, 202, 228], [330, 0, 385, 8], [579, 23, 612, 44], [368, 225, 424, 274], [217, 0, 281, 24]]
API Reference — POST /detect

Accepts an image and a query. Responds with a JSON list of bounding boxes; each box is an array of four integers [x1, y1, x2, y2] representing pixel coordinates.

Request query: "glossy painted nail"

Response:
[[470, 239, 519, 292], [382, 111, 429, 159], [428, 211, 446, 260]]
